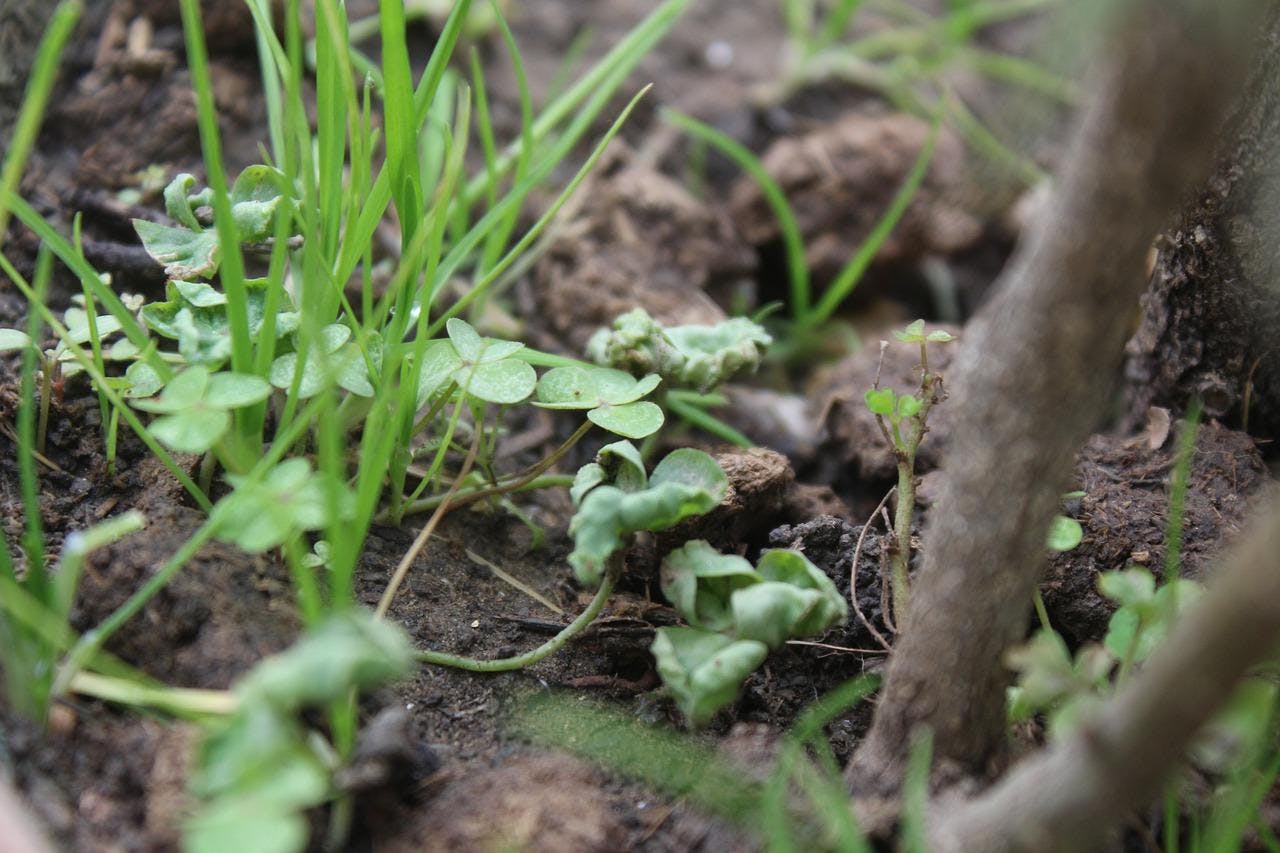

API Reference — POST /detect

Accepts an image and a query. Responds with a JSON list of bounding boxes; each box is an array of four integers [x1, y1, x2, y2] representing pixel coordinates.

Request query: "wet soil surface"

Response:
[[1, 1, 1276, 851]]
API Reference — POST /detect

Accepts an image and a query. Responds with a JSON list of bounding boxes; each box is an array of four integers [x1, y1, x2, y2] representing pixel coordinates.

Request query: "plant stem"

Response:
[[416, 571, 615, 672], [67, 671, 236, 716], [394, 474, 573, 518], [890, 458, 915, 627], [392, 419, 591, 520]]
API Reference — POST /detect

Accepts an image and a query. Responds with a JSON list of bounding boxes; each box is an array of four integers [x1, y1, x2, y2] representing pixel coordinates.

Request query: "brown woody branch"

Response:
[[847, 0, 1264, 799], [932, 498, 1280, 851]]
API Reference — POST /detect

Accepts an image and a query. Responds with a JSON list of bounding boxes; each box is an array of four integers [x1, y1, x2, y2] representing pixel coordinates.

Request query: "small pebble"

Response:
[[704, 40, 733, 69]]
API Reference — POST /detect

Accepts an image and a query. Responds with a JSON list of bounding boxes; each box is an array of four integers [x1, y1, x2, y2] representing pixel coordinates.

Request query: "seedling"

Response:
[[587, 307, 771, 394], [864, 319, 954, 626], [569, 444, 728, 587], [415, 318, 537, 406], [216, 459, 354, 555], [653, 540, 847, 726], [132, 365, 271, 454], [584, 308, 770, 446], [185, 611, 413, 853], [133, 167, 293, 280], [1008, 563, 1273, 774], [535, 365, 664, 439]]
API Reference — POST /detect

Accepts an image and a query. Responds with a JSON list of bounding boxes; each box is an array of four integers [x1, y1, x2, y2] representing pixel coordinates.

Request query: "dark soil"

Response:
[[1, 1, 1276, 851]]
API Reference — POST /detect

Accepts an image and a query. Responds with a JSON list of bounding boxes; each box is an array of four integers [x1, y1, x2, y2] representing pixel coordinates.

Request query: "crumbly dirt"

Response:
[[1040, 421, 1272, 646], [1, 0, 1276, 850], [729, 115, 984, 282], [529, 162, 753, 353]]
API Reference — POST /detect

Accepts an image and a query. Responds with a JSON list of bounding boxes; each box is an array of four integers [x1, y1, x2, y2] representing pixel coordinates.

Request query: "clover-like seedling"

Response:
[[414, 318, 536, 406], [1006, 628, 1112, 737], [653, 542, 847, 725], [650, 627, 768, 728], [1098, 567, 1201, 666], [270, 324, 380, 399], [660, 540, 761, 632], [134, 167, 293, 280], [217, 458, 354, 553], [586, 307, 772, 394], [187, 611, 412, 853], [570, 439, 648, 506], [893, 318, 955, 345], [132, 365, 270, 453], [568, 445, 728, 587], [536, 365, 664, 440], [143, 279, 301, 366]]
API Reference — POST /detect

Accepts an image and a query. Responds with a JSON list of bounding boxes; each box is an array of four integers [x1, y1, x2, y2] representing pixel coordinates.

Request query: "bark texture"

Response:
[[932, 497, 1280, 852], [1126, 7, 1280, 438], [847, 0, 1261, 798]]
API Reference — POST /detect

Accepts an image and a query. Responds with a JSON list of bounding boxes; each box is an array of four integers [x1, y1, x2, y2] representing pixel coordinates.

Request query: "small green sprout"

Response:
[[535, 365, 664, 439], [653, 541, 847, 726], [217, 458, 354, 554], [270, 324, 381, 399], [569, 443, 728, 587], [864, 319, 954, 628], [132, 365, 270, 454], [660, 541, 760, 632], [1099, 567, 1201, 668], [650, 628, 769, 728], [134, 167, 292, 280], [142, 279, 301, 366], [186, 612, 412, 853], [569, 439, 648, 504], [414, 318, 536, 405], [586, 307, 772, 394], [1009, 570, 1277, 773]]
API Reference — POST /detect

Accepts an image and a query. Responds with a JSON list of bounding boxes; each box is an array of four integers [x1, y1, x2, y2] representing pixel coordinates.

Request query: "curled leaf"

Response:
[[651, 627, 768, 728]]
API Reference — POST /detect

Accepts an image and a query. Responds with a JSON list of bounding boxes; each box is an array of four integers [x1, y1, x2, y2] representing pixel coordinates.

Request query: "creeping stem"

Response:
[[416, 564, 617, 672]]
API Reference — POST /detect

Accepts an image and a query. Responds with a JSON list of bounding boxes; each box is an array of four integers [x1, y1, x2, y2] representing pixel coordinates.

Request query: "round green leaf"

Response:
[[456, 358, 536, 405], [124, 361, 164, 399], [596, 440, 647, 492], [660, 540, 760, 631], [864, 388, 895, 417], [893, 319, 926, 342], [134, 365, 210, 413], [649, 447, 729, 499], [415, 341, 463, 406], [651, 627, 768, 728], [897, 394, 922, 418], [150, 409, 230, 453], [587, 400, 665, 439], [445, 318, 484, 361], [535, 366, 598, 409], [731, 582, 820, 650], [205, 373, 272, 409], [1047, 515, 1084, 552]]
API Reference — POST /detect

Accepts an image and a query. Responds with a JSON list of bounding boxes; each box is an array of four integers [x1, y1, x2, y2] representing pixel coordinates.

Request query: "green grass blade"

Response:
[[808, 119, 939, 328], [379, 0, 425, 249], [178, 0, 253, 378], [0, 0, 80, 247], [663, 109, 811, 324]]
